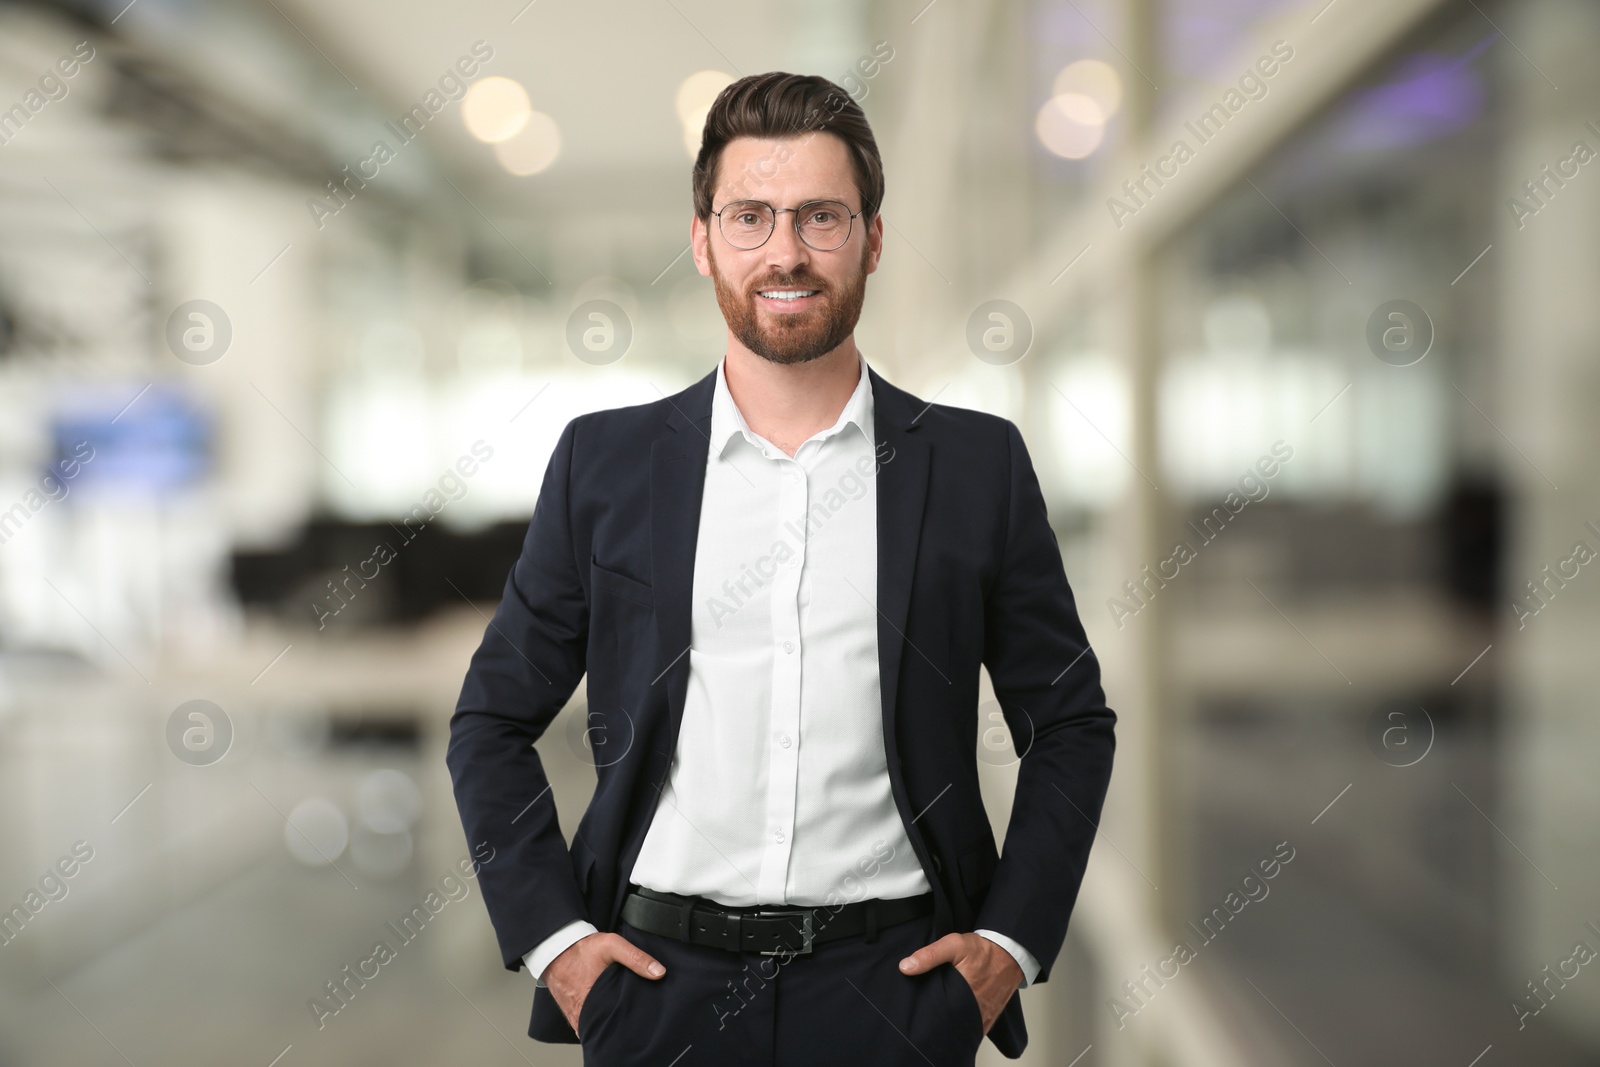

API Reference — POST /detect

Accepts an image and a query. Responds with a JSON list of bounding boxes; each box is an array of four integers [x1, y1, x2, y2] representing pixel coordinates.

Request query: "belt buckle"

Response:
[[754, 908, 814, 956]]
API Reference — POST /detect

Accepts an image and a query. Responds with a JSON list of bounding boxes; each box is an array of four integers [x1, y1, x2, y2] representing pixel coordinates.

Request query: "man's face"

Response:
[[692, 132, 883, 366]]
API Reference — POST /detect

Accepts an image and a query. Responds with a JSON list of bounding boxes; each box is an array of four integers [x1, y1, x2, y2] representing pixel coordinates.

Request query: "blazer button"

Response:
[[932, 854, 943, 873]]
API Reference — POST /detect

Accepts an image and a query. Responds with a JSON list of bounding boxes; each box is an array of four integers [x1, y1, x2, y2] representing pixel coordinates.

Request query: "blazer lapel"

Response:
[[867, 366, 930, 755], [650, 369, 716, 762]]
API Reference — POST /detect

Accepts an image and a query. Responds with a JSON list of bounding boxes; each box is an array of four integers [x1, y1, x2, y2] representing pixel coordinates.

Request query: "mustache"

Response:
[[748, 275, 827, 294]]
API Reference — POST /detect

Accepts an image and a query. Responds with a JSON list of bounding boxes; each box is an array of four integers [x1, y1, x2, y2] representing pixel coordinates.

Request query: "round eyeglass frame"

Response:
[[709, 199, 866, 251]]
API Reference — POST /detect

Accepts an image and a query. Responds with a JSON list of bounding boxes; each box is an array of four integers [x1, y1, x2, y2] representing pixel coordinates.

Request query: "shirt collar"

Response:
[[709, 351, 875, 459]]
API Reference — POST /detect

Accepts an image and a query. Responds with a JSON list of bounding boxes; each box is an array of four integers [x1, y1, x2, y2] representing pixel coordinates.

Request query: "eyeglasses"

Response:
[[710, 199, 864, 251]]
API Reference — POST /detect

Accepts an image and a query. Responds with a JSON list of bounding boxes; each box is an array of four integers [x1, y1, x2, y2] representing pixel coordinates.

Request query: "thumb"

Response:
[[898, 933, 962, 974], [609, 935, 667, 979]]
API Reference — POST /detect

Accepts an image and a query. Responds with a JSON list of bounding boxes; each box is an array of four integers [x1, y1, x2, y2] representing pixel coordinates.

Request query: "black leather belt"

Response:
[[620, 884, 934, 956]]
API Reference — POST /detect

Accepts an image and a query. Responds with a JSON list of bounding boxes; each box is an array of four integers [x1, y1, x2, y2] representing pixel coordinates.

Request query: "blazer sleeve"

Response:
[[446, 416, 592, 972], [973, 419, 1117, 985]]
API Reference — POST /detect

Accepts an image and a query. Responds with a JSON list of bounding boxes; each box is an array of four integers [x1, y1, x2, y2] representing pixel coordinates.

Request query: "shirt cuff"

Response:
[[524, 920, 599, 988], [975, 928, 1041, 988]]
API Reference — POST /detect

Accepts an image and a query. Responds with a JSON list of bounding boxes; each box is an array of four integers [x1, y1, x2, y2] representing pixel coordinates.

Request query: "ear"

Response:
[[691, 214, 712, 277], [864, 212, 885, 276]]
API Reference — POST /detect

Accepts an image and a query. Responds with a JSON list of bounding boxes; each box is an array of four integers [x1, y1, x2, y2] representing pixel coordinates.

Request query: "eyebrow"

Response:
[[720, 195, 853, 206]]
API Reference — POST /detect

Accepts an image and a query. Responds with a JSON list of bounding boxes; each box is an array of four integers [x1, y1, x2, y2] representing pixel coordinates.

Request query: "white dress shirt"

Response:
[[525, 352, 1039, 989]]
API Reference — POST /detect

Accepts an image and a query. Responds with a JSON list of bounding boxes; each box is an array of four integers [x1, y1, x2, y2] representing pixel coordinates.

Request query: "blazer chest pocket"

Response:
[[590, 559, 653, 610]]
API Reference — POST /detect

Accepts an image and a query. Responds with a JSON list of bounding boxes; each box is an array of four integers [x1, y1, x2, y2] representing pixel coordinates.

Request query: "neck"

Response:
[[723, 341, 862, 457]]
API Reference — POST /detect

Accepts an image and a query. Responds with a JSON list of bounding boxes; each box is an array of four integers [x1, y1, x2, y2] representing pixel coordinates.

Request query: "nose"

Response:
[[761, 211, 811, 274]]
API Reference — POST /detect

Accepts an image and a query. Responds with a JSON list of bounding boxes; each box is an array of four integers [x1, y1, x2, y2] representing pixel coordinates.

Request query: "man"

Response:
[[447, 71, 1116, 1066]]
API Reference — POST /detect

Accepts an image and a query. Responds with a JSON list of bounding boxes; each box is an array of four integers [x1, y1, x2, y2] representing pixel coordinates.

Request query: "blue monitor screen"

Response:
[[51, 384, 212, 497]]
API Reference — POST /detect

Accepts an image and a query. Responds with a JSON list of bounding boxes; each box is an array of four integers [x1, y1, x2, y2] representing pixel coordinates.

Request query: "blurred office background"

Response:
[[0, 0, 1596, 1063]]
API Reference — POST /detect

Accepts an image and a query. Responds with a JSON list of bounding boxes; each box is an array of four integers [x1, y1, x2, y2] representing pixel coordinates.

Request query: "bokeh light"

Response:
[[284, 798, 350, 867], [1036, 92, 1106, 159], [1052, 59, 1123, 117], [493, 110, 562, 175], [462, 75, 533, 143], [676, 69, 735, 159]]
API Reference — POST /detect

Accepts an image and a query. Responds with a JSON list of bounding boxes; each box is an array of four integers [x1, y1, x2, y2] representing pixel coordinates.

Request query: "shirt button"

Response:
[[775, 830, 785, 843], [789, 472, 801, 483], [779, 735, 791, 748], [782, 641, 795, 653]]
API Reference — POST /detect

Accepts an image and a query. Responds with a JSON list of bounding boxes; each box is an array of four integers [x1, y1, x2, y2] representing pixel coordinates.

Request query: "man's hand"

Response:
[[544, 932, 667, 1033], [898, 932, 1022, 1035]]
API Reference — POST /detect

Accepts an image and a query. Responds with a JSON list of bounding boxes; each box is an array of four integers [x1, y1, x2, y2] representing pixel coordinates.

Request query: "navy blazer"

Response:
[[446, 362, 1117, 1059]]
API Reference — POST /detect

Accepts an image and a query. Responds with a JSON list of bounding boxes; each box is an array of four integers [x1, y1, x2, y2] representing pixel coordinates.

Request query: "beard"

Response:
[[708, 241, 868, 366]]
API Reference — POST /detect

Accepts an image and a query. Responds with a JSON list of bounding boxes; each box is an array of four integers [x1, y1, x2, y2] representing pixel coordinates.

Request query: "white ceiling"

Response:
[[280, 0, 875, 194]]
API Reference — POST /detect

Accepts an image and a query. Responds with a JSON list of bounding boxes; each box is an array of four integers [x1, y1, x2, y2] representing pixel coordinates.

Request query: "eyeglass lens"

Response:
[[719, 201, 853, 250]]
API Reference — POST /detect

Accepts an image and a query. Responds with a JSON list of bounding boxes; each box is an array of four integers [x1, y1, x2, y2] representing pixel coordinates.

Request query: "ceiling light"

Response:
[[1053, 59, 1123, 118], [494, 110, 561, 175], [462, 76, 532, 143]]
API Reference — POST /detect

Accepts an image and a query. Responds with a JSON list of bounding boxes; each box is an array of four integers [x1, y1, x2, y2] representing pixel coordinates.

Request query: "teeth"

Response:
[[759, 290, 818, 301]]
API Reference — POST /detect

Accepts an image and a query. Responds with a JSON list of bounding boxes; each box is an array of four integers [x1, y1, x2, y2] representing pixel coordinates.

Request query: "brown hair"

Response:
[[691, 72, 884, 223]]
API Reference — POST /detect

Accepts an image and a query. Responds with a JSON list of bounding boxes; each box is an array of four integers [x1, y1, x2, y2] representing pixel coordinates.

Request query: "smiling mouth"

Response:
[[756, 288, 822, 302]]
